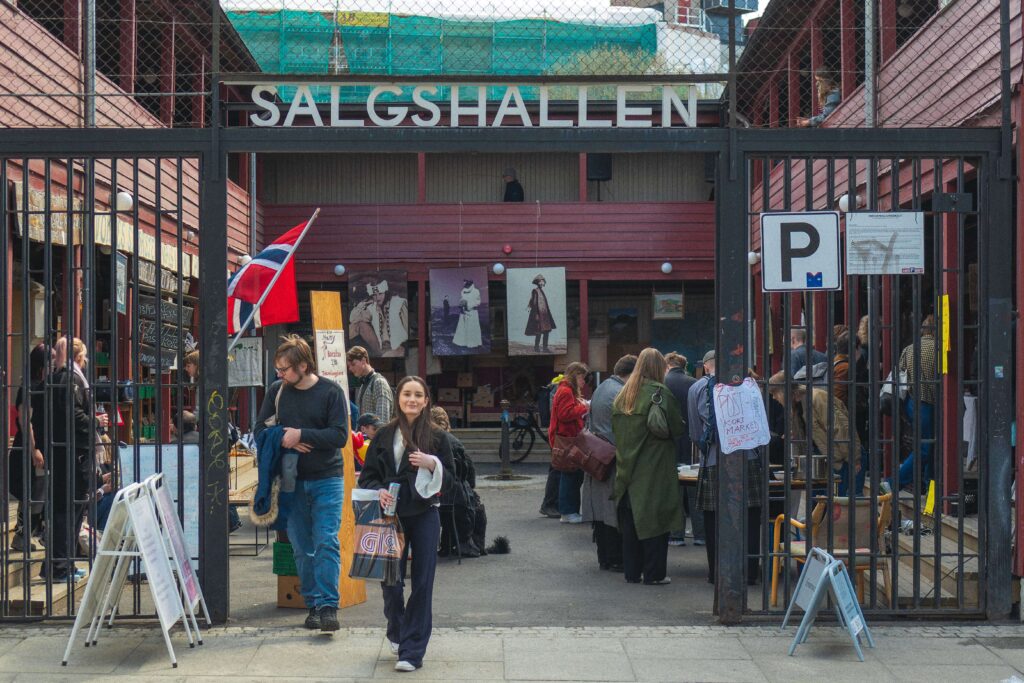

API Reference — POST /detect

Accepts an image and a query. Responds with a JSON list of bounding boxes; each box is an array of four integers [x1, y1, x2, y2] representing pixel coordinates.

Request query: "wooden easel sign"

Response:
[[781, 547, 875, 662]]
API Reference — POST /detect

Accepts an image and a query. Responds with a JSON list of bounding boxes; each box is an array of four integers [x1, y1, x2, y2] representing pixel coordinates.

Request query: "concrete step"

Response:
[[450, 428, 551, 464], [4, 563, 88, 616]]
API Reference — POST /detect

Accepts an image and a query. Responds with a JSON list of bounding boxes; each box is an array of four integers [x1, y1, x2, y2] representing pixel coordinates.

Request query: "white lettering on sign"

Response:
[[244, 83, 699, 128], [761, 211, 842, 292]]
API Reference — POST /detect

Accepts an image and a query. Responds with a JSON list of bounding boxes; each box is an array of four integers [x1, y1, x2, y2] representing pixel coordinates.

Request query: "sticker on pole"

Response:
[[760, 212, 842, 292], [845, 212, 925, 275]]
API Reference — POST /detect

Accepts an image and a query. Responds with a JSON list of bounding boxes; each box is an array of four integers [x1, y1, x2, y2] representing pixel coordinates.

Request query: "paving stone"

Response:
[[631, 657, 768, 683], [623, 637, 751, 661], [245, 635, 381, 678], [503, 637, 634, 682], [881, 663, 1024, 683], [0, 634, 145, 675], [112, 633, 260, 677], [753, 655, 895, 682], [369, 660, 504, 679]]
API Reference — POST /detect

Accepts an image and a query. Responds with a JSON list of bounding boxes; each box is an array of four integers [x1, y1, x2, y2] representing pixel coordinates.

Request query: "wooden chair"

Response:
[[771, 493, 892, 606]]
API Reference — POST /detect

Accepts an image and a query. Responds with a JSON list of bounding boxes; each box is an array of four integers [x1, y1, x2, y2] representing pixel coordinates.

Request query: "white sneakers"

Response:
[[389, 640, 400, 655], [394, 660, 417, 672], [560, 513, 583, 524]]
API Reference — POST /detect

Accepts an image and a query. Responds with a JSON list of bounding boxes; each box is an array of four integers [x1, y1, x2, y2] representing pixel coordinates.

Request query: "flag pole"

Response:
[[228, 208, 320, 353]]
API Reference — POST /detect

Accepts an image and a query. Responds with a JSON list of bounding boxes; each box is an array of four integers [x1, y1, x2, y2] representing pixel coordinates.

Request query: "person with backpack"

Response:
[[687, 350, 763, 585]]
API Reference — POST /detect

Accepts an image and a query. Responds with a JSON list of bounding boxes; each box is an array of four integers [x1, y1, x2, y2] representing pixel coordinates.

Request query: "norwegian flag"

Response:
[[226, 214, 318, 339]]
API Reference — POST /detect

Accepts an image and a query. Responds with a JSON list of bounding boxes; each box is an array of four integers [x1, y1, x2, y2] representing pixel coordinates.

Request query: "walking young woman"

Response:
[[359, 376, 454, 672], [549, 362, 590, 523], [611, 348, 683, 585]]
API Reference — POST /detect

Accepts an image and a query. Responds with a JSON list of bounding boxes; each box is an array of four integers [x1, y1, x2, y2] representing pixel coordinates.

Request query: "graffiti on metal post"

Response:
[[205, 390, 227, 510]]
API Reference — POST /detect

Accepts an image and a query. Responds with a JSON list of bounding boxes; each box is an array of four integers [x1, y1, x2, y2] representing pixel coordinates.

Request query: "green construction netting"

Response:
[[227, 10, 658, 101]]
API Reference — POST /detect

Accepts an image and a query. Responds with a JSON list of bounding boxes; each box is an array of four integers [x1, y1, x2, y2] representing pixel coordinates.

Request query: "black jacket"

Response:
[[664, 367, 697, 464], [51, 367, 94, 454], [358, 423, 454, 518]]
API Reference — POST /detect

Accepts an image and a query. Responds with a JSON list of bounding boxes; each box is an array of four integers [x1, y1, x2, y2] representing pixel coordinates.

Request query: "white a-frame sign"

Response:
[[63, 474, 211, 668]]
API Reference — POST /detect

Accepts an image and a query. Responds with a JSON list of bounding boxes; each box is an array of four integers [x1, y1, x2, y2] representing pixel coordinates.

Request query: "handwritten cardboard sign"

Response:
[[315, 329, 348, 388], [713, 378, 771, 454]]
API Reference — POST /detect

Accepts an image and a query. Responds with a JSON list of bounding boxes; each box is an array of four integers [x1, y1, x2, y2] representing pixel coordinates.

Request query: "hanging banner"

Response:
[[348, 270, 409, 358], [506, 267, 568, 356], [429, 266, 491, 356]]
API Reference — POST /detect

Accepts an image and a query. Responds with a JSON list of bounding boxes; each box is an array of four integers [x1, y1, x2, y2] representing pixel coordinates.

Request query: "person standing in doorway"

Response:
[[582, 354, 636, 572], [896, 314, 938, 491], [254, 335, 348, 632], [663, 352, 702, 547], [359, 376, 454, 673], [525, 274, 556, 353], [550, 362, 590, 523], [347, 346, 395, 422], [9, 343, 51, 552], [502, 168, 524, 202]]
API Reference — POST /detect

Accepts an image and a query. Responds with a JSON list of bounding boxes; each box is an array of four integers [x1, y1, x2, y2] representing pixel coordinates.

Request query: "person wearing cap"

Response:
[[502, 168, 524, 202], [687, 350, 763, 585], [357, 413, 385, 440]]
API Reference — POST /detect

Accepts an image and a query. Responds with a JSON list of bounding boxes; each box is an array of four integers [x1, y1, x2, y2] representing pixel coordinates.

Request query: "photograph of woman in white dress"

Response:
[[429, 267, 490, 356]]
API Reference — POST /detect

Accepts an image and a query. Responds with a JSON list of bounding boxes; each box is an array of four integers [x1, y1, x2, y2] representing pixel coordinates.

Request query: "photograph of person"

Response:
[[429, 267, 490, 356], [506, 267, 567, 356], [348, 270, 409, 358]]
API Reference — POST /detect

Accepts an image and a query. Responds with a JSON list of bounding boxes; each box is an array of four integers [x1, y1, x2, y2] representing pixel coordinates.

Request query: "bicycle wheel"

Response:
[[509, 426, 535, 463]]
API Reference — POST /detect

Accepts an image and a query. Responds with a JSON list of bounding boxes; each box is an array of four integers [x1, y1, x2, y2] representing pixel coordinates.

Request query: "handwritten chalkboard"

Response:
[[139, 295, 194, 325]]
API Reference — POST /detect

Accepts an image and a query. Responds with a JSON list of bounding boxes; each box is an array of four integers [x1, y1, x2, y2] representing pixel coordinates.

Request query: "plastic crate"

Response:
[[273, 541, 298, 576]]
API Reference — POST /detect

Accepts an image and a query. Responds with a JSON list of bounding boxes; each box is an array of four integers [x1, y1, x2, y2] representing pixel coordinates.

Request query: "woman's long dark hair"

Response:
[[389, 376, 437, 452], [29, 343, 50, 383]]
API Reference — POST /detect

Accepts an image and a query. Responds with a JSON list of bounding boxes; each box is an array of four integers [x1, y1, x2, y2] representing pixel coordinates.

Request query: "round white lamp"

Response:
[[838, 193, 864, 213], [747, 251, 761, 266], [660, 262, 673, 275], [492, 263, 505, 275], [115, 191, 134, 213], [333, 264, 346, 277]]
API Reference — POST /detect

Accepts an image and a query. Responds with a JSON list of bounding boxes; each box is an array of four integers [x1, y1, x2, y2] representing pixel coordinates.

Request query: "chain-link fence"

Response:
[[0, 0, 1017, 128]]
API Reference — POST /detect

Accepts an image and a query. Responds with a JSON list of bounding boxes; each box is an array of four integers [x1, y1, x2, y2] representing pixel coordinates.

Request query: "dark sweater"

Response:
[[358, 423, 454, 518], [254, 378, 348, 480]]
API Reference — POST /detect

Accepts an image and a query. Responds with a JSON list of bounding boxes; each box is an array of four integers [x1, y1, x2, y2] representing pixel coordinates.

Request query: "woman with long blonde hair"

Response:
[[611, 348, 683, 585]]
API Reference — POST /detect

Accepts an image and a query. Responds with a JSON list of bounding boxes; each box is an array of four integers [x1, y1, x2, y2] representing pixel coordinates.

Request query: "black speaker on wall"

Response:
[[587, 153, 613, 181]]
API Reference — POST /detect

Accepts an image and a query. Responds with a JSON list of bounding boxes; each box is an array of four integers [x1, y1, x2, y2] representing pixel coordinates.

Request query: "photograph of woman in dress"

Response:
[[506, 267, 567, 356], [428, 267, 490, 356]]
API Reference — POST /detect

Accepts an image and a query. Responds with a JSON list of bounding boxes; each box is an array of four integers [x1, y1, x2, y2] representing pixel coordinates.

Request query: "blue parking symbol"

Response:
[[806, 272, 823, 288]]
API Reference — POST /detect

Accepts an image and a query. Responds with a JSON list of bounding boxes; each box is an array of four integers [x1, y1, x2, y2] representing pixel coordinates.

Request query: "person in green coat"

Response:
[[611, 347, 684, 585]]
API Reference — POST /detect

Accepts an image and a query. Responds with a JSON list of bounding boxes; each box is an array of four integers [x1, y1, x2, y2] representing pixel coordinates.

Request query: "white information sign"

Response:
[[228, 336, 263, 387], [153, 482, 201, 610], [761, 211, 842, 291], [846, 211, 925, 275], [315, 329, 350, 402], [713, 378, 771, 455], [127, 494, 184, 633], [120, 445, 200, 569]]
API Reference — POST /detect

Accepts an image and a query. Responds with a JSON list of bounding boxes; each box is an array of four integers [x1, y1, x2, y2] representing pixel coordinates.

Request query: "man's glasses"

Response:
[[274, 364, 292, 375]]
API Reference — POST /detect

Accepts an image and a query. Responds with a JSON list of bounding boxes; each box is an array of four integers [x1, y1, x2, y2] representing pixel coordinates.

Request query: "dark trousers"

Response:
[[558, 469, 584, 515], [382, 507, 440, 667], [46, 453, 89, 578], [593, 522, 623, 568], [618, 493, 668, 584], [541, 467, 560, 510], [702, 506, 761, 584]]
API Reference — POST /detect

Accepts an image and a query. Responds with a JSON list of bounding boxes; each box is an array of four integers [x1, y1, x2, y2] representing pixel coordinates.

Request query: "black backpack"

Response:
[[697, 375, 718, 456], [536, 383, 556, 429]]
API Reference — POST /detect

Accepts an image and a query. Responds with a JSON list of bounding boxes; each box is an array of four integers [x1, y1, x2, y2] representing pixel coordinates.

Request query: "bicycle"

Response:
[[508, 405, 548, 463]]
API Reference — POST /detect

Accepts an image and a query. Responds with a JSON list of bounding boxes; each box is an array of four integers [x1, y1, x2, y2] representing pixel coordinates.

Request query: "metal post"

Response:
[[247, 153, 257, 433], [715, 140, 747, 624], [84, 0, 96, 127], [499, 399, 512, 479], [864, 0, 876, 128]]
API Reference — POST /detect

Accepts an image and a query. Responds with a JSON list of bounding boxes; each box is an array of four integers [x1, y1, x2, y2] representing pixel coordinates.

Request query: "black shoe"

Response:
[[539, 506, 560, 518], [457, 542, 481, 558], [319, 606, 340, 632], [304, 607, 321, 630], [625, 578, 642, 584]]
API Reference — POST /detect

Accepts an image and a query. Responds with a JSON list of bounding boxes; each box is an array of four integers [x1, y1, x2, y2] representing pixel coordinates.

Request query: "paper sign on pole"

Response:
[[845, 211, 925, 275], [713, 378, 771, 454]]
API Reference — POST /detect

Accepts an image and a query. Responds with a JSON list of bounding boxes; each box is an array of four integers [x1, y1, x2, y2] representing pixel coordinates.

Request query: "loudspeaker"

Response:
[[587, 154, 612, 182]]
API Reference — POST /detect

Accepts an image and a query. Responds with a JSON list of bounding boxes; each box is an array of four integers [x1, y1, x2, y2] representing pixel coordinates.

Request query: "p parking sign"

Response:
[[760, 211, 842, 292]]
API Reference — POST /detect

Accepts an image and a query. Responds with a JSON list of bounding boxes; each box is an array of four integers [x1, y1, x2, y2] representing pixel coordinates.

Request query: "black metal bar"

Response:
[[199, 146, 230, 623], [981, 151, 1013, 618], [715, 136, 748, 624]]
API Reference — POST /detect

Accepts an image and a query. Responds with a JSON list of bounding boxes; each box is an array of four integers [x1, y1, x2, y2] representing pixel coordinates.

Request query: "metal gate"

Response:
[[0, 151, 212, 620], [711, 131, 1013, 621]]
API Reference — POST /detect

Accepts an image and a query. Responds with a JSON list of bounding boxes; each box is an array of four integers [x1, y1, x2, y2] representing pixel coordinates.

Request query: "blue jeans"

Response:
[[288, 477, 343, 609], [836, 446, 870, 497], [558, 470, 584, 515], [898, 399, 935, 490]]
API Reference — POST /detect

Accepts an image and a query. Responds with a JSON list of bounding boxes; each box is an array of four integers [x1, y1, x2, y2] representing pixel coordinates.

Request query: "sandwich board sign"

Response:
[[761, 211, 842, 292], [781, 547, 874, 661]]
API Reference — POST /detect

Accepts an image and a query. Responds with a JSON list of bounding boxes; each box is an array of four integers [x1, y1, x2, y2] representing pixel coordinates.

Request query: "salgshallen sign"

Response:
[[240, 83, 700, 129]]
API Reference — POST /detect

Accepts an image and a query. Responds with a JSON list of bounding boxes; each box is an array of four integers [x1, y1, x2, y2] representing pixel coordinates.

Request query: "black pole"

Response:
[[499, 399, 513, 479]]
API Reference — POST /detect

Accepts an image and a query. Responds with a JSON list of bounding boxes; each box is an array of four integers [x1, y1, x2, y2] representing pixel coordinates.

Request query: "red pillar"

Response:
[[769, 79, 780, 128], [880, 0, 898, 62], [787, 52, 801, 126], [579, 279, 589, 365], [839, 0, 857, 98], [417, 276, 427, 378], [160, 19, 177, 126], [809, 15, 824, 116], [120, 0, 137, 93], [940, 187, 960, 509]]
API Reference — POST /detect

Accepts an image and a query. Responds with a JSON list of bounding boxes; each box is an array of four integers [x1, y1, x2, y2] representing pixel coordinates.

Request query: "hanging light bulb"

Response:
[[115, 191, 134, 213], [492, 263, 505, 275], [897, 0, 914, 19]]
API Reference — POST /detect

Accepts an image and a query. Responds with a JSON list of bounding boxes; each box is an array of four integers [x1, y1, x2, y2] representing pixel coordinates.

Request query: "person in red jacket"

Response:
[[549, 362, 590, 523]]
